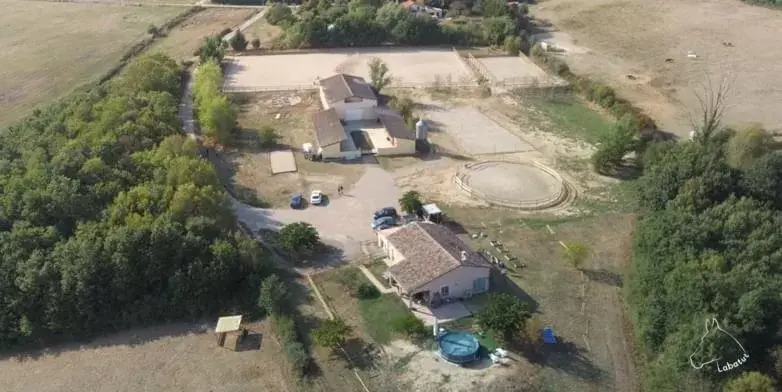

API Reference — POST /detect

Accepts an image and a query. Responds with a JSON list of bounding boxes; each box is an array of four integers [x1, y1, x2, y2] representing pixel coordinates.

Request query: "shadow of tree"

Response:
[[539, 339, 604, 382], [489, 268, 540, 313], [581, 268, 623, 287]]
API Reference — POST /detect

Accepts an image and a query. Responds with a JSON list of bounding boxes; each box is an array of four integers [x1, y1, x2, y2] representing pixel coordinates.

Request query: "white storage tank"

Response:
[[415, 118, 428, 140]]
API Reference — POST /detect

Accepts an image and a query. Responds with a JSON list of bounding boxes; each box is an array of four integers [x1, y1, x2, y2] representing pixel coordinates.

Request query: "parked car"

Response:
[[310, 190, 323, 205], [373, 207, 398, 220], [371, 216, 396, 230], [290, 193, 303, 209]]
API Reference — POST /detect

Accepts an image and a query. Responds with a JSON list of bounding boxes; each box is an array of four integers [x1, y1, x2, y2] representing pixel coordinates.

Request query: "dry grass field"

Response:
[[0, 0, 182, 127], [532, 0, 782, 136], [149, 8, 257, 60], [441, 208, 638, 392], [0, 321, 295, 392]]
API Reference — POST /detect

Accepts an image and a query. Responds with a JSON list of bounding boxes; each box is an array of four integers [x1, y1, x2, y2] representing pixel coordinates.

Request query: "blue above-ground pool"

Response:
[[437, 331, 480, 364]]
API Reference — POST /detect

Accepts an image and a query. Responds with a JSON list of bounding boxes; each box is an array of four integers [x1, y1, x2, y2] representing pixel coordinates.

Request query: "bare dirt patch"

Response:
[[221, 91, 366, 207], [384, 340, 535, 392], [478, 55, 556, 85], [150, 8, 257, 61], [0, 0, 182, 127], [224, 48, 475, 91], [531, 0, 782, 136], [0, 321, 294, 392]]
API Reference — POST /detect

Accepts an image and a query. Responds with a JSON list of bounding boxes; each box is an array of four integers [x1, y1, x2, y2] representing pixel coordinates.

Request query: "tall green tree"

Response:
[[199, 35, 225, 63], [229, 30, 249, 52], [368, 57, 392, 92]]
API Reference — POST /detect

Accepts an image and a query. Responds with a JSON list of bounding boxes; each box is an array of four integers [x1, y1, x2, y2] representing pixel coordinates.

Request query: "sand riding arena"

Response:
[[453, 160, 570, 210]]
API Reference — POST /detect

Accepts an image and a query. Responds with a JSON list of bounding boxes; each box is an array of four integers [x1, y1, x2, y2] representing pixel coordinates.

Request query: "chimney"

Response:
[[460, 250, 467, 262]]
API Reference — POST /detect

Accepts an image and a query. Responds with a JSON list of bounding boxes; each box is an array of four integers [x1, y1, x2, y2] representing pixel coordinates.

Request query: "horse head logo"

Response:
[[689, 318, 748, 371]]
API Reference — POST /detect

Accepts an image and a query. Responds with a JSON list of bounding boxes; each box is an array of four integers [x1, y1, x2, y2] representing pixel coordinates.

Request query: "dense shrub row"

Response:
[[530, 43, 657, 134], [0, 53, 273, 349], [258, 274, 312, 376], [193, 61, 238, 146]]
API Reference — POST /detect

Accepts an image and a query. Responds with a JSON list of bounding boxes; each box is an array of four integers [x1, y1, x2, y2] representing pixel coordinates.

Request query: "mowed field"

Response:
[[0, 321, 294, 392], [532, 0, 782, 136], [0, 0, 183, 127], [223, 48, 475, 91], [149, 8, 257, 60]]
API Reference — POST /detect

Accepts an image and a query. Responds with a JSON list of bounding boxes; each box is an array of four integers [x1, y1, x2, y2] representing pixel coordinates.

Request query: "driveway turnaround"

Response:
[[232, 166, 401, 258]]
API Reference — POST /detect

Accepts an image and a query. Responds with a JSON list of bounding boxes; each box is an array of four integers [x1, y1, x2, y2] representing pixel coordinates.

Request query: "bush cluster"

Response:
[[391, 313, 428, 338], [355, 283, 380, 299]]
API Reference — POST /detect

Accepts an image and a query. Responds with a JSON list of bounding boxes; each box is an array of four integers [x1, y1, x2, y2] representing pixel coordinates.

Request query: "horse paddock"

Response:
[[223, 48, 475, 92]]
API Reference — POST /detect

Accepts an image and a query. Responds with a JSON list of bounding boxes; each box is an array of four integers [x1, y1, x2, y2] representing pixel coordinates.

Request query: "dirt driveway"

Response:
[[232, 166, 401, 258]]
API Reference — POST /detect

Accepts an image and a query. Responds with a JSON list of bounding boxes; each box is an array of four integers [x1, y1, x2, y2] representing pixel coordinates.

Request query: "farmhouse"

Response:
[[377, 222, 491, 307], [318, 73, 378, 120], [312, 74, 417, 159]]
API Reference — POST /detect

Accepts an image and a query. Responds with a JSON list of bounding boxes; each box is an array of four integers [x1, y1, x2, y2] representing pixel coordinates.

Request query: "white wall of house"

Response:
[[415, 266, 491, 300], [318, 143, 343, 160], [319, 90, 378, 121], [377, 231, 406, 266], [375, 137, 416, 156]]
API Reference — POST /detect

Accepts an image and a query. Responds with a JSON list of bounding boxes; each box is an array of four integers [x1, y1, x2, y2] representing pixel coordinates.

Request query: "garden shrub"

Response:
[[356, 283, 381, 300], [392, 314, 428, 338]]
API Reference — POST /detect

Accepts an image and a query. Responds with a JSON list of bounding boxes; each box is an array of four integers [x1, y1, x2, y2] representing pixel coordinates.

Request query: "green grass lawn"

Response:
[[357, 294, 410, 345], [523, 93, 614, 145]]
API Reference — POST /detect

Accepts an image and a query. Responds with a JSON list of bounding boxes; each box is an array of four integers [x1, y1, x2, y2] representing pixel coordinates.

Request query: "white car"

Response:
[[310, 190, 323, 205]]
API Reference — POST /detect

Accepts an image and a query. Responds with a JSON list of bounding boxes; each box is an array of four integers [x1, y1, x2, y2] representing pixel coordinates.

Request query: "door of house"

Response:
[[472, 277, 487, 293]]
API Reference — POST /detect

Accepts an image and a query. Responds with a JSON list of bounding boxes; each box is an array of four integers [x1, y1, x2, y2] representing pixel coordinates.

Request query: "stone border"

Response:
[[453, 160, 570, 210]]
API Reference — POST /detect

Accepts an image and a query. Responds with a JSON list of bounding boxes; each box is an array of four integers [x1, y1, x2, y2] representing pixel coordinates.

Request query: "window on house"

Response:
[[440, 286, 449, 297]]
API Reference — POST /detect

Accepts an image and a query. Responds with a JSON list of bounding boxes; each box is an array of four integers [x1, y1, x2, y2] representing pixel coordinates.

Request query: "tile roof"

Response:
[[312, 108, 347, 147], [378, 112, 415, 140], [319, 74, 377, 103], [386, 222, 489, 292]]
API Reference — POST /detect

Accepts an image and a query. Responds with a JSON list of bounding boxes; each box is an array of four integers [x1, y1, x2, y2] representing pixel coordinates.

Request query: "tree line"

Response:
[[0, 53, 274, 349], [627, 127, 782, 391], [265, 0, 524, 49]]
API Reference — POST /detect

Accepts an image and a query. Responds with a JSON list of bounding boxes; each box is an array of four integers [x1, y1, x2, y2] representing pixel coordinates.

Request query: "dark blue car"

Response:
[[290, 193, 303, 209], [371, 216, 396, 230], [373, 207, 398, 220]]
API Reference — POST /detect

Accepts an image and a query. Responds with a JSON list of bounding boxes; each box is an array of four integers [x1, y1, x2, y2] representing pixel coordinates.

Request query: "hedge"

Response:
[[529, 43, 658, 133]]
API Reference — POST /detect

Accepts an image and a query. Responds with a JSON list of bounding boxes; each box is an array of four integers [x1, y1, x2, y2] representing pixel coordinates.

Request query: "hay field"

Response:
[[0, 0, 183, 127], [0, 321, 294, 392], [532, 0, 782, 136]]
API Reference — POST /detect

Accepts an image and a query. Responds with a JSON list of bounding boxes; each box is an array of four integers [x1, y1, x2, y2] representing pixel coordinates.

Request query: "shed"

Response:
[[422, 203, 443, 223], [215, 315, 243, 348]]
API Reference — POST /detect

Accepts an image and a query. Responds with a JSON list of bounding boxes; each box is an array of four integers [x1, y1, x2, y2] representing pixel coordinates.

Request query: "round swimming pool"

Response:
[[437, 331, 480, 364]]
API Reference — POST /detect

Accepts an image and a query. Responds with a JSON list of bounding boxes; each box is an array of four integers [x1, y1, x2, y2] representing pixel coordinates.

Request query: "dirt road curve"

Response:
[[222, 7, 267, 42]]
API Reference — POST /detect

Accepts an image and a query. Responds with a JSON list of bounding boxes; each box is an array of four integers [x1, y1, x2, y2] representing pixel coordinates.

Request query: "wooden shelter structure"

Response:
[[215, 315, 243, 349]]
